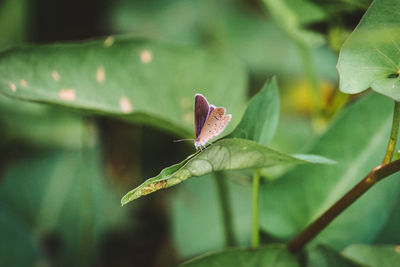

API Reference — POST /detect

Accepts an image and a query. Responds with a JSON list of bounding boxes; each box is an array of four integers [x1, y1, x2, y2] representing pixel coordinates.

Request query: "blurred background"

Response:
[[0, 0, 372, 266]]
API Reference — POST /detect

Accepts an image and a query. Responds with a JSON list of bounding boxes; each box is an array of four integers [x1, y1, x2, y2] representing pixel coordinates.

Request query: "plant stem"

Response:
[[214, 172, 236, 247], [382, 101, 400, 164], [252, 169, 261, 248], [288, 159, 400, 254], [287, 100, 400, 254]]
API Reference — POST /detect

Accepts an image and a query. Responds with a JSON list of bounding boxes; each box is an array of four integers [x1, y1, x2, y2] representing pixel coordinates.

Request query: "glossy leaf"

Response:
[[341, 244, 400, 267], [121, 138, 334, 205], [180, 246, 298, 267], [337, 0, 400, 100], [260, 93, 400, 248], [228, 76, 279, 146], [0, 36, 246, 136]]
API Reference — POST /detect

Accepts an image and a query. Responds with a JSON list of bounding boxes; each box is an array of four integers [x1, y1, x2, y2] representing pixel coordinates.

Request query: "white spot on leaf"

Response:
[[120, 97, 132, 113], [104, 36, 114, 47], [52, 71, 60, 81], [140, 50, 153, 64], [97, 66, 105, 83], [9, 82, 16, 92], [59, 89, 75, 101]]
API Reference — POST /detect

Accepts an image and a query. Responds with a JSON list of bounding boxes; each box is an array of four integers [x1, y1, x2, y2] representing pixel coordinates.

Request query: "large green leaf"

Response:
[[228, 76, 279, 146], [263, 0, 326, 46], [260, 93, 400, 248], [0, 36, 246, 136], [337, 0, 400, 100], [170, 173, 252, 257], [121, 138, 334, 205], [341, 244, 400, 267], [0, 146, 126, 265], [180, 246, 299, 267]]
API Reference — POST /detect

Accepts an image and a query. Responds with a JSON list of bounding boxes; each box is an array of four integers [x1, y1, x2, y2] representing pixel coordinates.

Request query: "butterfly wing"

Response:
[[198, 107, 231, 142], [194, 94, 211, 139]]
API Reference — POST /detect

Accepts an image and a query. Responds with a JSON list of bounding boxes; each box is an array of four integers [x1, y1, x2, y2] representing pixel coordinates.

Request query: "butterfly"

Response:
[[193, 94, 232, 150]]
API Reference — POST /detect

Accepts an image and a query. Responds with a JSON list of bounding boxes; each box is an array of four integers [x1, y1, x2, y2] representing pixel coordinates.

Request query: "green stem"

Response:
[[214, 172, 236, 247], [382, 101, 400, 164], [287, 100, 400, 254], [252, 169, 261, 248]]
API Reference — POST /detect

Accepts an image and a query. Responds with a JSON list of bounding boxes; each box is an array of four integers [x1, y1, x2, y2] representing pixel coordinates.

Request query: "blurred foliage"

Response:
[[0, 0, 398, 266]]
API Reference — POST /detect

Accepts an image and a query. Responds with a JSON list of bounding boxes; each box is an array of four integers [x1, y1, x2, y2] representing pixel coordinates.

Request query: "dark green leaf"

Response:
[[228, 76, 279, 146], [341, 244, 400, 267], [180, 246, 299, 267], [337, 0, 400, 100], [0, 147, 126, 265], [260, 93, 400, 248], [121, 138, 333, 205], [307, 245, 359, 267], [0, 36, 246, 136]]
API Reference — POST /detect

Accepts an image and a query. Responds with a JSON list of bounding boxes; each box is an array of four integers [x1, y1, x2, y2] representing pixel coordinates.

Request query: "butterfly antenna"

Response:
[[173, 138, 195, 143]]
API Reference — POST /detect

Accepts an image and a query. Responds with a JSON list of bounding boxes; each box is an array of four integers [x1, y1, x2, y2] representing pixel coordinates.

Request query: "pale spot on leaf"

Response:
[[104, 36, 114, 47], [9, 82, 16, 92], [97, 66, 105, 83], [140, 50, 153, 64], [52, 71, 60, 81], [19, 79, 27, 87], [120, 97, 132, 113], [59, 89, 75, 101], [184, 112, 192, 124], [396, 245, 400, 253]]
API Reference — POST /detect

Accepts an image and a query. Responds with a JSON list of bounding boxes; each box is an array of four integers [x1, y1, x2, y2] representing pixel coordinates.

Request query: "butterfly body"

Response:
[[194, 94, 231, 150]]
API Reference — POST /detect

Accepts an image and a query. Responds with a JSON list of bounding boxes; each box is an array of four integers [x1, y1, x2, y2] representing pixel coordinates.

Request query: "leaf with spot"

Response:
[[179, 245, 299, 267], [227, 76, 279, 146], [337, 0, 400, 100], [121, 138, 334, 205], [0, 36, 247, 136], [341, 244, 400, 267]]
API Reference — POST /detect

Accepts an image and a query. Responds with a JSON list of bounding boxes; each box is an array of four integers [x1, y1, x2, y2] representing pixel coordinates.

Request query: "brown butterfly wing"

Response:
[[198, 107, 231, 142], [194, 94, 210, 138]]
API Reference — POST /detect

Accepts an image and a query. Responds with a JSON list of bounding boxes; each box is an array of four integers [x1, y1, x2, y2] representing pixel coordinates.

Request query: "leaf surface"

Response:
[[0, 36, 246, 136], [121, 138, 333, 205], [260, 93, 400, 248], [180, 246, 298, 267], [337, 0, 400, 100]]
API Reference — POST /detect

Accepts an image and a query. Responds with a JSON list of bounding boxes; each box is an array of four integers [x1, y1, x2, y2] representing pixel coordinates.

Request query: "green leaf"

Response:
[[180, 246, 299, 267], [228, 76, 279, 146], [0, 36, 246, 136], [0, 203, 40, 266], [121, 138, 333, 205], [337, 0, 400, 100], [307, 245, 359, 267], [263, 0, 326, 46], [171, 174, 252, 257], [0, 147, 126, 265], [341, 244, 400, 267], [260, 93, 400, 248]]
